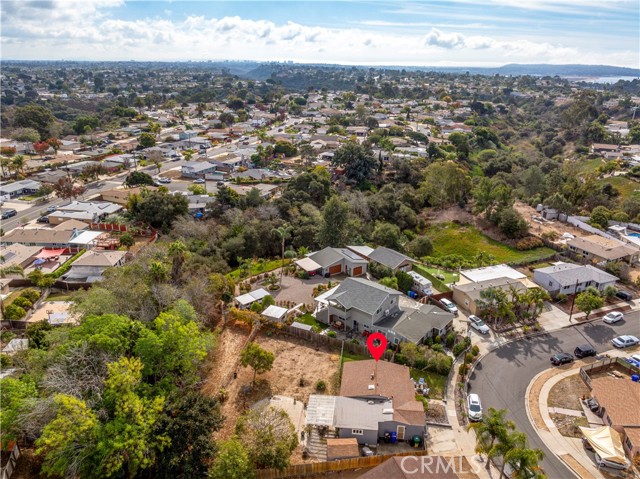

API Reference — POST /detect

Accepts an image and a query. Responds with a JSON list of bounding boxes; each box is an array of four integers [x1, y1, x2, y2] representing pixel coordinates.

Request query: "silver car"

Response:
[[611, 335, 639, 348], [603, 311, 624, 324]]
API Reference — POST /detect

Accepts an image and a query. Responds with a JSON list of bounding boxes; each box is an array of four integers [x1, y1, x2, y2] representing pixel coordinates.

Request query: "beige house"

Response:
[[452, 277, 528, 315], [567, 234, 639, 265]]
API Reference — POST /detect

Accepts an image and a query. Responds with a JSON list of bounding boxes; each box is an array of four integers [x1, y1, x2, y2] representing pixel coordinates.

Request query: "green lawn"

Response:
[[414, 265, 459, 284], [295, 313, 329, 330], [226, 258, 292, 281], [600, 176, 640, 201], [47, 292, 73, 302], [426, 223, 555, 264], [579, 157, 605, 174], [410, 369, 447, 400]]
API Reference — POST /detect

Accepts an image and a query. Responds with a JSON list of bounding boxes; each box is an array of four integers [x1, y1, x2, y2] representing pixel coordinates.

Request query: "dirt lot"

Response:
[[203, 324, 341, 442], [513, 201, 588, 240], [551, 413, 589, 438], [548, 374, 591, 410]]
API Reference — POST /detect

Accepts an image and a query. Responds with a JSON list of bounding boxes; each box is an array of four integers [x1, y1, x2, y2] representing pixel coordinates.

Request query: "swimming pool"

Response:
[[630, 233, 640, 238]]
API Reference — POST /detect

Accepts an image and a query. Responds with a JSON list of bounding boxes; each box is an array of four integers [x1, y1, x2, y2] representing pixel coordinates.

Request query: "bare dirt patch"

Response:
[[548, 374, 591, 410], [560, 454, 596, 479], [513, 201, 587, 240], [205, 327, 341, 443], [551, 413, 589, 438], [425, 400, 447, 424]]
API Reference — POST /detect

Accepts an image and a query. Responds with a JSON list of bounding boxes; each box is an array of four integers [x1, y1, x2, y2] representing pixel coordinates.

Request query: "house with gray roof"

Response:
[[181, 161, 217, 178], [315, 277, 453, 344], [368, 247, 416, 272], [0, 179, 42, 198], [533, 263, 618, 297], [297, 246, 368, 277]]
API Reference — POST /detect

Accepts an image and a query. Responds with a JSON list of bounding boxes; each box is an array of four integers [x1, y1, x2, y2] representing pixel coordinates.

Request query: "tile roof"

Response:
[[591, 377, 640, 426], [71, 250, 126, 267], [357, 456, 461, 479]]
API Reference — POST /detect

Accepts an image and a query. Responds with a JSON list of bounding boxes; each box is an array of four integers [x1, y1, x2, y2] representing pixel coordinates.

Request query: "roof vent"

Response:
[[368, 384, 375, 390], [367, 400, 374, 405], [370, 372, 375, 380], [382, 408, 394, 414]]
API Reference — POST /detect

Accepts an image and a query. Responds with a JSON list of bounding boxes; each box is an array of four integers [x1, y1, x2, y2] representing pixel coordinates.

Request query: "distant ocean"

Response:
[[567, 76, 640, 84]]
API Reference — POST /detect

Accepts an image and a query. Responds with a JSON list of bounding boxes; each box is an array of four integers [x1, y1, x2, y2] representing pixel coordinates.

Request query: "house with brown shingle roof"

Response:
[[589, 377, 640, 460], [311, 360, 426, 445], [567, 234, 639, 265]]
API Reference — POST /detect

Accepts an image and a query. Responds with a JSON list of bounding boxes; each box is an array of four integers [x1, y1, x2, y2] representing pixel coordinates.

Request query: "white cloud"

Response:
[[0, 3, 637, 67]]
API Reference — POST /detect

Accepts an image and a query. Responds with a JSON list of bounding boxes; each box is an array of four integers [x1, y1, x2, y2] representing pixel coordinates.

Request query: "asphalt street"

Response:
[[1, 159, 186, 231], [467, 311, 640, 479]]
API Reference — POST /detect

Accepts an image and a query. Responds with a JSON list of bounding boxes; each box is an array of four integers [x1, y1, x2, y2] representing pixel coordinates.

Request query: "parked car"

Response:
[[440, 298, 458, 316], [585, 397, 599, 412], [193, 178, 205, 184], [36, 216, 50, 223], [1, 209, 17, 219], [611, 335, 640, 348], [468, 315, 490, 334], [574, 345, 597, 359], [595, 452, 631, 470], [361, 447, 374, 457], [158, 177, 172, 184], [550, 352, 574, 366], [603, 311, 624, 324], [467, 393, 483, 422], [46, 205, 58, 213], [615, 290, 633, 301]]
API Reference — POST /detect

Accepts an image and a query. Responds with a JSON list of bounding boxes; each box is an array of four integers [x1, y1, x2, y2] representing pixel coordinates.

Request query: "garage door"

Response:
[[352, 266, 363, 276], [329, 264, 342, 275]]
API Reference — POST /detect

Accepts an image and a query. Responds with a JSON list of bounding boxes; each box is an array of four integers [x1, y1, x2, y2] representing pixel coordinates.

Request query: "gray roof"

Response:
[[182, 161, 215, 173], [536, 263, 618, 287], [376, 304, 454, 343], [333, 397, 391, 430], [453, 277, 528, 302], [327, 277, 399, 316], [306, 395, 337, 426], [0, 179, 42, 194], [369, 247, 415, 270], [308, 247, 367, 268]]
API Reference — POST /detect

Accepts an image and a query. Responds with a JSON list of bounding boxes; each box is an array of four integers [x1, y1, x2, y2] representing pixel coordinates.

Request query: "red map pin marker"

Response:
[[367, 332, 388, 361]]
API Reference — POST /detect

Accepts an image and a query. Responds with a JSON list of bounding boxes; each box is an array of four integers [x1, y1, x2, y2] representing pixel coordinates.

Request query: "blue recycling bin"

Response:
[[390, 431, 397, 444]]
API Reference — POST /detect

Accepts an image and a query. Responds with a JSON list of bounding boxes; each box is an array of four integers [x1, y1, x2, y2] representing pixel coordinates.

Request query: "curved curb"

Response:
[[524, 369, 582, 479]]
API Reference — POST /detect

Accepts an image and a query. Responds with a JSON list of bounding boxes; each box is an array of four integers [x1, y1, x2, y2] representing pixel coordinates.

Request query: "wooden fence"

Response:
[[0, 443, 20, 479], [256, 449, 431, 479]]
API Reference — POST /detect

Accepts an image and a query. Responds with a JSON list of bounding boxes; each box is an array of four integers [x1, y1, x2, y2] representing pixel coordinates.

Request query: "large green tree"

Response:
[[331, 141, 377, 186], [209, 437, 255, 479], [14, 104, 55, 138], [316, 195, 352, 247], [240, 342, 275, 385], [419, 161, 472, 208]]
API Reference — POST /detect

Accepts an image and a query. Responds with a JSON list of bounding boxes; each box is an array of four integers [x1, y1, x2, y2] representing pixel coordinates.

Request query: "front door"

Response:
[[397, 426, 405, 441], [353, 320, 359, 332]]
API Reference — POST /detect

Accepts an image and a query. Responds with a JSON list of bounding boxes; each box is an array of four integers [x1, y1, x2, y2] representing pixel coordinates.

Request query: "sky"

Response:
[[1, 0, 638, 67]]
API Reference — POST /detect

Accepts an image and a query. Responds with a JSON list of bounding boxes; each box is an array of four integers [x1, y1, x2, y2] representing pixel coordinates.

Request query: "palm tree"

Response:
[[272, 224, 293, 288], [467, 408, 515, 471], [11, 155, 26, 178], [505, 447, 545, 479], [149, 261, 168, 283], [0, 264, 25, 278], [168, 240, 187, 283], [0, 157, 12, 178], [494, 431, 527, 478]]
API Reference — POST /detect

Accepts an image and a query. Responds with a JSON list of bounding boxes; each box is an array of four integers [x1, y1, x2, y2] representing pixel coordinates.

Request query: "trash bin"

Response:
[[390, 431, 397, 444]]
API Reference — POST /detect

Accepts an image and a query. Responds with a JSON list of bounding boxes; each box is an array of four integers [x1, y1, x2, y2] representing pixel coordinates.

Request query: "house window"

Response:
[[352, 429, 363, 435], [394, 338, 399, 345], [626, 437, 633, 450]]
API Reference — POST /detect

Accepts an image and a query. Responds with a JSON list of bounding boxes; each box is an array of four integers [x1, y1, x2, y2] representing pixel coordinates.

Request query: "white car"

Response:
[[193, 178, 205, 184], [611, 335, 640, 348], [467, 393, 483, 422], [595, 452, 630, 470], [158, 177, 172, 184], [440, 298, 458, 316], [468, 315, 490, 334], [603, 311, 624, 324], [46, 205, 58, 212]]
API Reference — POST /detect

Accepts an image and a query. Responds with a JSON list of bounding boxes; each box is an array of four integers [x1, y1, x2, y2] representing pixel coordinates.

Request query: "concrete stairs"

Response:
[[305, 428, 337, 460]]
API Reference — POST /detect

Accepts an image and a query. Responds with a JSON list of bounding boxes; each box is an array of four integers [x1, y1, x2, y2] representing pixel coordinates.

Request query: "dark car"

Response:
[[574, 345, 597, 359], [1, 209, 18, 219], [550, 353, 574, 366], [36, 216, 50, 223], [586, 397, 599, 412], [615, 290, 633, 301]]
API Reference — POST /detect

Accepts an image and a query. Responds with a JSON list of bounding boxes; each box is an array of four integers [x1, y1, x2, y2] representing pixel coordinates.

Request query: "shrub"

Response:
[[4, 304, 26, 321], [458, 363, 469, 376], [250, 302, 263, 313], [452, 338, 470, 357], [471, 345, 480, 357], [1, 331, 16, 343], [0, 354, 12, 368], [12, 297, 33, 309], [515, 237, 544, 251], [327, 331, 337, 338], [445, 332, 456, 349], [431, 343, 444, 353], [19, 288, 40, 303], [426, 352, 453, 375], [315, 380, 327, 392], [464, 352, 474, 364]]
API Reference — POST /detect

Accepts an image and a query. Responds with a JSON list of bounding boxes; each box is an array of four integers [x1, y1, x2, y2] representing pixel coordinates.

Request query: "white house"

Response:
[[533, 263, 618, 297]]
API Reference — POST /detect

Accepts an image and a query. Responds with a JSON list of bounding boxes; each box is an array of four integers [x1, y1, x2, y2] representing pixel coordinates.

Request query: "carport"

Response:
[[295, 257, 322, 275]]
